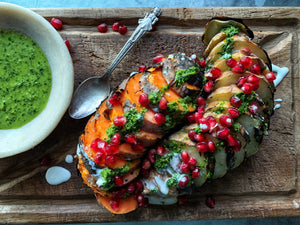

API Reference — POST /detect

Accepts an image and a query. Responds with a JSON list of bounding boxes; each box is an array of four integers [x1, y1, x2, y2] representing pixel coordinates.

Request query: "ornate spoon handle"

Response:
[[103, 7, 161, 78]]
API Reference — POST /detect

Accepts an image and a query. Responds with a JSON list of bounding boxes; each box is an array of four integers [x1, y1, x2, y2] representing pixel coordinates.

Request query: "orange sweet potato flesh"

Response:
[[95, 194, 138, 214]]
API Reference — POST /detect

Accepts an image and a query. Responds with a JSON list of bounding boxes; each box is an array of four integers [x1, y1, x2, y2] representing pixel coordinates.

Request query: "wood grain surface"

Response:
[[0, 7, 299, 223]]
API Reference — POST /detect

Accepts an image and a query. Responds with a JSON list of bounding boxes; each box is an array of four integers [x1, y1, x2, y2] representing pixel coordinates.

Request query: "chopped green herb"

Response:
[[161, 114, 177, 130], [106, 125, 119, 139], [164, 141, 184, 153], [215, 107, 224, 114], [150, 187, 159, 194], [166, 173, 181, 187], [216, 140, 226, 151], [234, 91, 257, 114], [194, 125, 202, 133], [175, 66, 200, 87], [220, 25, 239, 37], [218, 37, 234, 58], [148, 91, 161, 105], [232, 123, 241, 132], [160, 84, 169, 93], [154, 153, 173, 170]]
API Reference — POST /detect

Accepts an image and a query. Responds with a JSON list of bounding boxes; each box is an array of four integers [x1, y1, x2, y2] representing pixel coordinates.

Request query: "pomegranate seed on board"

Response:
[[227, 135, 237, 147], [196, 141, 208, 153], [192, 168, 200, 179], [230, 96, 242, 107], [154, 113, 166, 124], [119, 25, 127, 35], [198, 118, 210, 132], [265, 72, 276, 82], [157, 146, 166, 156], [136, 194, 144, 203], [178, 175, 189, 188], [111, 133, 121, 145], [139, 93, 149, 106], [188, 157, 197, 168], [127, 184, 136, 193], [240, 47, 252, 56], [205, 195, 215, 208], [114, 175, 124, 186], [249, 103, 258, 114], [197, 97, 206, 107], [180, 163, 190, 173], [106, 143, 119, 155], [194, 133, 206, 142], [199, 59, 206, 68], [226, 58, 237, 68], [232, 64, 244, 74], [142, 159, 151, 170], [236, 76, 247, 88], [109, 93, 121, 105], [250, 64, 261, 74], [159, 97, 168, 110], [204, 80, 214, 93], [227, 108, 240, 118], [241, 83, 253, 95], [180, 150, 190, 163], [219, 114, 233, 127], [64, 40, 70, 51], [153, 54, 164, 64], [207, 140, 217, 153], [97, 23, 108, 33], [112, 22, 120, 31], [110, 199, 120, 211], [50, 18, 63, 30], [40, 155, 51, 166], [178, 195, 188, 205], [234, 139, 242, 152], [188, 129, 196, 141], [124, 134, 137, 144], [141, 168, 150, 178], [216, 127, 230, 140], [138, 65, 147, 72], [239, 56, 252, 68], [247, 74, 260, 85], [113, 116, 126, 126]]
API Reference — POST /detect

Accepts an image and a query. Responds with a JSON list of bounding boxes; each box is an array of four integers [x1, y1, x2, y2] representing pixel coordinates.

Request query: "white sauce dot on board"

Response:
[[45, 166, 71, 185], [65, 154, 73, 163]]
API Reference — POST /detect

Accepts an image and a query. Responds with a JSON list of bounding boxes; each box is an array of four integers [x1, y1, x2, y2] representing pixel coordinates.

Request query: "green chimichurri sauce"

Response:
[[0, 29, 52, 129]]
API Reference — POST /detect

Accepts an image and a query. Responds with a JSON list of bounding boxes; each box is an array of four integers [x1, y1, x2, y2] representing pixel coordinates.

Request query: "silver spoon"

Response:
[[69, 7, 161, 119]]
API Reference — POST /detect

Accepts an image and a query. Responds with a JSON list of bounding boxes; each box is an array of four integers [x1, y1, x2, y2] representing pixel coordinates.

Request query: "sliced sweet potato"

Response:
[[118, 143, 146, 160], [142, 109, 163, 133], [135, 130, 164, 147], [95, 194, 138, 214]]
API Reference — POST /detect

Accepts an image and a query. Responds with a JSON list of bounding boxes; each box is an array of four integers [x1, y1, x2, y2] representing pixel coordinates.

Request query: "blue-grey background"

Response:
[[2, 0, 300, 224]]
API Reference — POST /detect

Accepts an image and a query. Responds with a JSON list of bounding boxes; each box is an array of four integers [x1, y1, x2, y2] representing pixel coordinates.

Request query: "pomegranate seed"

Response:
[[135, 181, 144, 193], [192, 168, 200, 179], [113, 116, 126, 126], [199, 59, 206, 68], [180, 150, 190, 163], [226, 58, 237, 68], [216, 127, 230, 140], [195, 112, 203, 123], [110, 199, 120, 211], [205, 195, 215, 208], [207, 140, 217, 153], [112, 188, 125, 198], [178, 175, 189, 188], [148, 149, 156, 163], [111, 133, 121, 145], [210, 67, 222, 79], [119, 25, 127, 35], [106, 143, 119, 155], [232, 64, 244, 74], [139, 197, 149, 207], [227, 135, 237, 147], [157, 146, 166, 156], [219, 114, 233, 127], [236, 76, 247, 88], [133, 143, 144, 151], [105, 155, 116, 164], [199, 118, 210, 132], [114, 175, 124, 186], [249, 103, 258, 114], [178, 195, 188, 205], [50, 18, 62, 30], [204, 80, 214, 93], [198, 106, 205, 114], [239, 56, 252, 68], [247, 74, 260, 85], [196, 141, 208, 153], [205, 72, 214, 80], [241, 83, 253, 94], [94, 151, 105, 164], [252, 83, 259, 91], [142, 159, 151, 170], [159, 97, 168, 110], [194, 133, 206, 142], [124, 134, 137, 144], [136, 194, 144, 203], [127, 183, 136, 193], [112, 22, 120, 31], [187, 113, 196, 123], [250, 64, 261, 74], [240, 47, 252, 56], [227, 108, 240, 118], [180, 162, 190, 173], [153, 54, 164, 64], [188, 129, 196, 141], [197, 97, 206, 107], [139, 93, 149, 106], [141, 168, 150, 178], [91, 138, 107, 152], [234, 139, 242, 152], [154, 113, 166, 124], [138, 65, 147, 72], [188, 157, 197, 168], [150, 24, 156, 31], [40, 155, 51, 166], [230, 96, 242, 108], [64, 40, 70, 51], [265, 72, 276, 82], [97, 23, 108, 33], [109, 93, 120, 105], [207, 116, 217, 131]]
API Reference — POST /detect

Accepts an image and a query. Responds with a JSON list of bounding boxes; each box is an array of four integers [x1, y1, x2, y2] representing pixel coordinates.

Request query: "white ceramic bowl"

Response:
[[0, 3, 74, 158]]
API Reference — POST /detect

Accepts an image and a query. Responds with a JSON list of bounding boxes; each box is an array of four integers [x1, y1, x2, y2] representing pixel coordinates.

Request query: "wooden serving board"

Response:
[[0, 7, 299, 223]]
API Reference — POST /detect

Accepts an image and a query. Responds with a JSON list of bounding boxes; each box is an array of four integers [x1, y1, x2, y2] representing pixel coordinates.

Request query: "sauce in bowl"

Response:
[[0, 29, 52, 129]]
